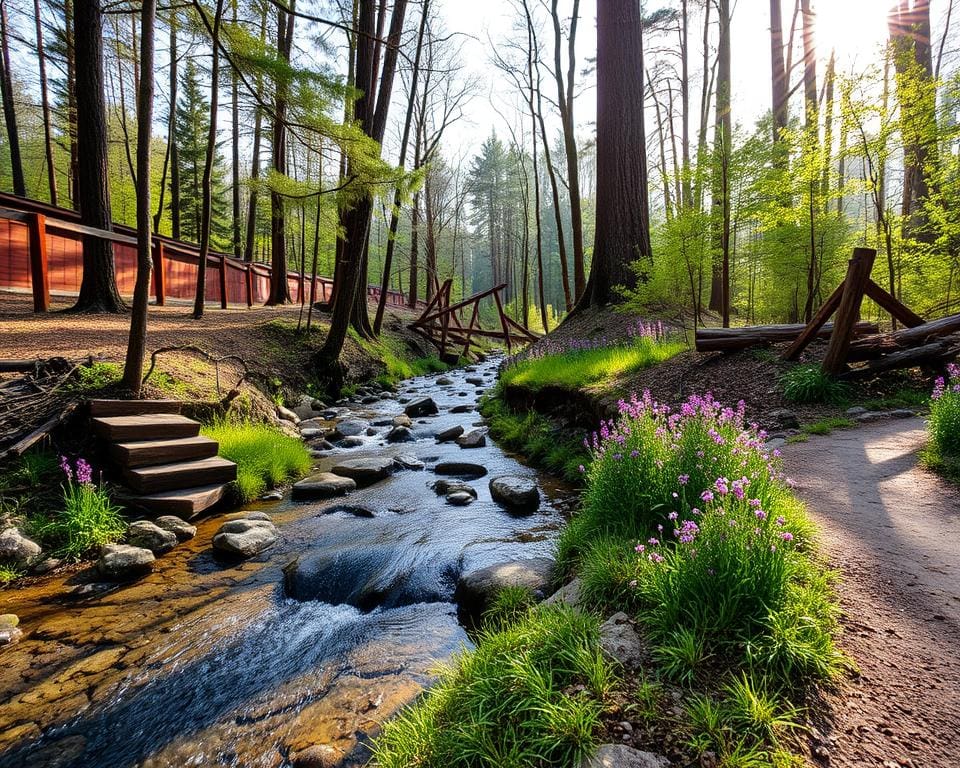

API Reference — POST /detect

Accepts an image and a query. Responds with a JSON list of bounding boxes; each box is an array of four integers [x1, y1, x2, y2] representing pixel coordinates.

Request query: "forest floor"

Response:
[[784, 418, 960, 768]]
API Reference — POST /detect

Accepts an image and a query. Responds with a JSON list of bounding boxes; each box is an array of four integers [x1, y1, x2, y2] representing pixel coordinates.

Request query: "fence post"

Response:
[[822, 247, 877, 375], [27, 212, 50, 313], [152, 239, 166, 306], [218, 255, 228, 309], [245, 264, 253, 308]]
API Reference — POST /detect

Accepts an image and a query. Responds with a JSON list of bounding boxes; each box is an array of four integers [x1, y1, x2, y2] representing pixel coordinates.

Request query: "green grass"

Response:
[[201, 420, 312, 503], [799, 417, 855, 436], [780, 365, 851, 405], [500, 337, 685, 392], [349, 329, 451, 389], [0, 564, 22, 584], [67, 362, 122, 393], [480, 395, 589, 484], [373, 606, 613, 768], [923, 368, 960, 484], [858, 386, 929, 412], [37, 480, 126, 560]]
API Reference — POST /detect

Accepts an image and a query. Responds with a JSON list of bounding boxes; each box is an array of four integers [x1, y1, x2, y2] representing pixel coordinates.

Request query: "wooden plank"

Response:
[[128, 483, 228, 518], [123, 455, 237, 494], [111, 436, 219, 469], [492, 288, 512, 353], [823, 248, 878, 374], [92, 414, 201, 441], [27, 212, 50, 312], [415, 283, 508, 325], [2, 401, 77, 459], [864, 280, 925, 328], [152, 240, 166, 306], [89, 399, 182, 417], [782, 282, 845, 360], [698, 321, 879, 353], [0, 205, 33, 223], [46, 218, 138, 246], [847, 312, 960, 361]]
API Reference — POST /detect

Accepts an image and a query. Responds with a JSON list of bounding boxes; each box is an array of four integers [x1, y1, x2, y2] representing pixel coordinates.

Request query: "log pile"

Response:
[[0, 357, 82, 460], [696, 322, 880, 353]]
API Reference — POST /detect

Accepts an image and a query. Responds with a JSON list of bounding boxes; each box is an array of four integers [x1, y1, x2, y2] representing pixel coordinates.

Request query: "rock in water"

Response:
[[292, 473, 357, 500], [332, 419, 368, 439], [0, 614, 22, 646], [392, 414, 413, 428], [386, 426, 414, 443], [434, 461, 487, 478], [446, 491, 475, 506], [456, 557, 555, 617], [126, 520, 178, 555], [580, 745, 671, 768], [465, 376, 484, 386], [331, 457, 397, 485], [450, 404, 474, 414], [212, 518, 278, 558], [97, 544, 155, 580], [489, 476, 540, 513], [455, 429, 487, 449], [436, 425, 465, 443], [277, 405, 301, 424], [393, 454, 425, 471], [431, 479, 477, 498], [436, 376, 453, 386], [154, 516, 198, 542], [404, 397, 439, 417], [599, 612, 649, 670], [0, 528, 41, 567]]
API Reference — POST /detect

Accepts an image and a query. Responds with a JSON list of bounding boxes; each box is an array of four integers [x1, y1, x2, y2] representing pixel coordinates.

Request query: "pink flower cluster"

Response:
[[932, 363, 960, 401], [60, 455, 94, 486]]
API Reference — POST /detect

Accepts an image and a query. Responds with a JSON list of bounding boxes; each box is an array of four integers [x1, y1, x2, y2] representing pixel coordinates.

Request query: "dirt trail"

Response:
[[784, 418, 960, 768]]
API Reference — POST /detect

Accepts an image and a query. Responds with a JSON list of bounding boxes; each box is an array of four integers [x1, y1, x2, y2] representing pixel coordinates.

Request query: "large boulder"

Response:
[[212, 518, 278, 558], [292, 472, 357, 500], [434, 461, 487, 478], [489, 476, 540, 513], [599, 612, 649, 671], [97, 544, 155, 580], [404, 397, 438, 417], [435, 425, 465, 443], [580, 746, 671, 768], [126, 520, 178, 555], [154, 516, 197, 542], [456, 429, 487, 449], [0, 528, 41, 567], [331, 457, 396, 486], [386, 426, 414, 443], [332, 419, 368, 439], [455, 557, 555, 617]]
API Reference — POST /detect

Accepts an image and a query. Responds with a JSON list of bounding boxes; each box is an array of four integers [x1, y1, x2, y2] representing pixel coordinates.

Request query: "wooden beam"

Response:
[[822, 247, 878, 375], [864, 280, 925, 328], [781, 282, 844, 360], [492, 287, 512, 353], [152, 239, 166, 306], [27, 212, 50, 312]]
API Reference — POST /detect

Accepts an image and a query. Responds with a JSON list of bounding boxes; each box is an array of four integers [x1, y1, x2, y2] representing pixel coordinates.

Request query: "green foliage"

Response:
[[483, 585, 536, 629], [6, 450, 59, 488], [924, 366, 960, 483], [68, 363, 122, 393], [799, 417, 855, 436], [500, 337, 685, 393], [201, 420, 311, 503], [0, 564, 21, 584], [38, 472, 126, 560], [780, 365, 850, 405], [373, 606, 611, 768]]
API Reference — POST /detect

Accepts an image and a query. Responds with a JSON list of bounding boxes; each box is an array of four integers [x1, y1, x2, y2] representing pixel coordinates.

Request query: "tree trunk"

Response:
[[0, 0, 25, 196], [193, 0, 224, 320], [576, 0, 649, 309], [770, 0, 789, 143], [680, 0, 692, 208], [709, 0, 732, 327], [34, 0, 57, 205], [230, 0, 241, 259], [71, 0, 124, 313], [122, 0, 155, 394], [168, 13, 180, 239], [243, 7, 267, 262]]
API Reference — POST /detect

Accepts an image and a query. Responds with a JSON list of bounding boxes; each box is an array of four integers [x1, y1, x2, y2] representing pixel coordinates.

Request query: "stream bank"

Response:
[[0, 356, 576, 768]]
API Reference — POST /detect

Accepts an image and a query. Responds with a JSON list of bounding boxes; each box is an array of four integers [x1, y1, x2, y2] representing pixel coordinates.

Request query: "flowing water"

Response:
[[0, 357, 574, 768]]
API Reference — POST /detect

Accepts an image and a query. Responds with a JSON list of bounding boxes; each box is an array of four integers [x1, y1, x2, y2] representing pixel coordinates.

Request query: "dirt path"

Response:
[[783, 418, 960, 768]]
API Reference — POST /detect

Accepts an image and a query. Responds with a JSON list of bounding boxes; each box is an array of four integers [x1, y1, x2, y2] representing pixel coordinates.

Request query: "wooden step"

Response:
[[90, 399, 182, 417], [127, 483, 229, 518], [92, 414, 201, 441], [110, 436, 220, 469], [123, 456, 237, 494]]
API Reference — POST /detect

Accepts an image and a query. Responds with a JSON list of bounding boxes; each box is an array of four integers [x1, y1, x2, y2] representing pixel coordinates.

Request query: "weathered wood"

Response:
[[127, 482, 228, 518], [89, 399, 182, 417], [864, 280, 925, 328], [847, 313, 960, 361], [92, 413, 201, 441], [697, 321, 878, 352], [0, 359, 47, 373], [27, 212, 50, 312], [781, 283, 845, 360], [844, 336, 960, 377], [822, 248, 877, 374], [2, 401, 77, 458], [111, 435, 219, 469], [123, 455, 237, 494]]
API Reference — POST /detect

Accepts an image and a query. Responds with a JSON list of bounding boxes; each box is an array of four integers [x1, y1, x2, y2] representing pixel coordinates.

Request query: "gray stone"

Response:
[[311, 399, 328, 411], [299, 427, 324, 440], [0, 614, 22, 646], [436, 425, 465, 443], [446, 491, 475, 506], [293, 403, 317, 420], [386, 425, 415, 443], [599, 612, 649, 670], [580, 745, 671, 768], [764, 437, 786, 451], [544, 578, 582, 608], [450, 404, 474, 414], [366, 427, 379, 437], [0, 528, 41, 567], [768, 408, 799, 430], [466, 376, 484, 386], [392, 414, 413, 428], [434, 461, 487, 478], [890, 409, 915, 418], [260, 490, 284, 501], [320, 409, 339, 419], [30, 557, 62, 575], [405, 397, 439, 417], [393, 454, 425, 471], [153, 516, 197, 543], [456, 429, 487, 449], [292, 472, 357, 500], [277, 405, 301, 424], [126, 520, 178, 555], [212, 519, 278, 558], [436, 376, 453, 386], [333, 419, 368, 438], [226, 510, 272, 521], [338, 436, 365, 448], [845, 406, 868, 416], [855, 412, 884, 423], [97, 544, 155, 580], [431, 479, 477, 498], [456, 557, 555, 616], [326, 504, 376, 518], [331, 457, 396, 485], [489, 476, 540, 512]]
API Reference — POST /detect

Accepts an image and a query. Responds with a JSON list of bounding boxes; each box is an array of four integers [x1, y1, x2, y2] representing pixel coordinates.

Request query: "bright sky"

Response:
[[436, 0, 927, 159]]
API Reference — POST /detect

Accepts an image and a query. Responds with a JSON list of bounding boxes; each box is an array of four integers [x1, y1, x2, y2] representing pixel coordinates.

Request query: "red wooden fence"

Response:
[[0, 193, 413, 310]]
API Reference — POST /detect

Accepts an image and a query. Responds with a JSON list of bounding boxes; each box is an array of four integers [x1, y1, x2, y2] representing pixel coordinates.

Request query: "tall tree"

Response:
[[0, 0, 24, 196], [230, 0, 241, 260], [169, 12, 181, 238], [709, 0, 732, 326], [770, 0, 789, 143], [122, 0, 156, 393], [71, 0, 124, 312], [35, 0, 58, 205], [576, 0, 650, 308]]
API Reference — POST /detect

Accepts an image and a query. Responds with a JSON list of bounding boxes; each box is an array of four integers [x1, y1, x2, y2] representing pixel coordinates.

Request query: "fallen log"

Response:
[[843, 336, 960, 377], [696, 322, 880, 353], [847, 313, 960, 362]]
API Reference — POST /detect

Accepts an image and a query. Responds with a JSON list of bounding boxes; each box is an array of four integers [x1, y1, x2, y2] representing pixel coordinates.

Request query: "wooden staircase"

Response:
[[91, 400, 237, 518]]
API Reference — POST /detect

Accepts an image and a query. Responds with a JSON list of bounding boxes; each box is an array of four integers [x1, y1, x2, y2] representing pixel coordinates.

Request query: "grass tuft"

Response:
[[780, 365, 850, 405]]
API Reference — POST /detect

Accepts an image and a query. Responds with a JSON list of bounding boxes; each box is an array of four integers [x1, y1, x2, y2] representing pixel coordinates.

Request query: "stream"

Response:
[[0, 356, 575, 768]]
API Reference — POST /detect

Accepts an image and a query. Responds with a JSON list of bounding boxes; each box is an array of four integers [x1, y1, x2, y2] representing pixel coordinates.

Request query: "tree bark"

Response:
[[709, 0, 732, 326], [34, 0, 57, 205], [71, 0, 124, 313], [243, 7, 267, 262], [230, 0, 241, 259], [0, 0, 25, 196], [169, 12, 181, 239], [122, 0, 155, 393], [770, 0, 789, 143]]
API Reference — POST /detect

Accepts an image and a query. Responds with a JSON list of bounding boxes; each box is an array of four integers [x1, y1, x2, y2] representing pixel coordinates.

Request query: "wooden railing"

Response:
[[0, 192, 415, 312]]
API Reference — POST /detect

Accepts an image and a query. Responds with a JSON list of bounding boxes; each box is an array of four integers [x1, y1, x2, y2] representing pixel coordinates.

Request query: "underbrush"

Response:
[[780, 364, 850, 405], [922, 365, 960, 483], [500, 325, 684, 392], [201, 420, 311, 502], [373, 605, 612, 768], [480, 395, 588, 483]]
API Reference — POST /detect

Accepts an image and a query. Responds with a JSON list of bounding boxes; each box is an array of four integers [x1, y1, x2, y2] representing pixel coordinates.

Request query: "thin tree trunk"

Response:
[[243, 7, 267, 262], [122, 0, 155, 393], [169, 12, 180, 238], [709, 0, 732, 326], [230, 0, 241, 259], [35, 0, 57, 205], [66, 0, 80, 209], [770, 0, 789, 143], [680, 0, 692, 207], [0, 0, 25, 196]]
